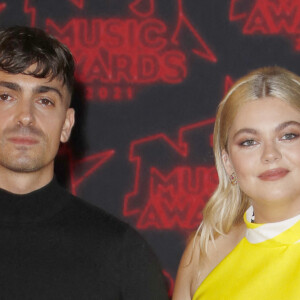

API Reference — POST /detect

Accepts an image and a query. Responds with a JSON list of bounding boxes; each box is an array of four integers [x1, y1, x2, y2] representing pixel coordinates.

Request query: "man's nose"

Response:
[[15, 100, 35, 127]]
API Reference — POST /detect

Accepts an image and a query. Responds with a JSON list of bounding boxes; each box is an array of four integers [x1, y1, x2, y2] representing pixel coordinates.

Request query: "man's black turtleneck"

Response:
[[0, 179, 168, 299]]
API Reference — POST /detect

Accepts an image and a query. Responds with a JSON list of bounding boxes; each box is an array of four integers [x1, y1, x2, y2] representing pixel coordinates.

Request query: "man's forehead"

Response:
[[0, 69, 65, 88]]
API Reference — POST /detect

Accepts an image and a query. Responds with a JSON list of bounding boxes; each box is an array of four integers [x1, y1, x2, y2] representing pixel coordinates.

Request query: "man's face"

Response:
[[0, 69, 74, 175]]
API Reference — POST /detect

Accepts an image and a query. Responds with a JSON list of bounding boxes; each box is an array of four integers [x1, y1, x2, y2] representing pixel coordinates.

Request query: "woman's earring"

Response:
[[230, 172, 237, 185]]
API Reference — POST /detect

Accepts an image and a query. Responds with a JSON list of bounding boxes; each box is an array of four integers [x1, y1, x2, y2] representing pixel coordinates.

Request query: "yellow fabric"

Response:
[[192, 215, 300, 300]]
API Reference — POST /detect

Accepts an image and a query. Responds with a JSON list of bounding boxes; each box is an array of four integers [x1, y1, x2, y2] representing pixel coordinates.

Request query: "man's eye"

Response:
[[0, 94, 12, 101], [282, 133, 298, 140], [240, 139, 257, 147], [39, 98, 54, 106]]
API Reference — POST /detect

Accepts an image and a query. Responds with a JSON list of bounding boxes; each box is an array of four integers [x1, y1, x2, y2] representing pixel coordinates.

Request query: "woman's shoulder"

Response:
[[172, 233, 200, 300], [194, 222, 246, 288], [173, 222, 246, 300]]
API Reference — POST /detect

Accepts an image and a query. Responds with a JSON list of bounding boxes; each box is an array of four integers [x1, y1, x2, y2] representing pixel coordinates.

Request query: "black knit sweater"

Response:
[[0, 179, 169, 299]]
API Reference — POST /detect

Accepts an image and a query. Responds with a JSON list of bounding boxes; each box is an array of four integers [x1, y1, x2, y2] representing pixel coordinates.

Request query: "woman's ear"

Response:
[[222, 149, 234, 176]]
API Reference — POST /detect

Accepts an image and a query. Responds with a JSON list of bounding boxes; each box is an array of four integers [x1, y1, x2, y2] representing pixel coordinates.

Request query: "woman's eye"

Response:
[[282, 133, 298, 140], [240, 139, 257, 147]]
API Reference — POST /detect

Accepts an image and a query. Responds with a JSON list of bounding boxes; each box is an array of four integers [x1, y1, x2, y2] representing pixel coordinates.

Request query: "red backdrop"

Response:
[[1, 0, 300, 296]]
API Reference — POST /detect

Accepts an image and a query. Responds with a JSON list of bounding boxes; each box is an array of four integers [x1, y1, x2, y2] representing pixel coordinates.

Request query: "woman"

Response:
[[173, 66, 300, 299]]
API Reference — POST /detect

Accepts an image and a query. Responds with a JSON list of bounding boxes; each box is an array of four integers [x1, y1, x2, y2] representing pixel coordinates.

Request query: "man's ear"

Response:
[[222, 149, 234, 176], [60, 108, 75, 143]]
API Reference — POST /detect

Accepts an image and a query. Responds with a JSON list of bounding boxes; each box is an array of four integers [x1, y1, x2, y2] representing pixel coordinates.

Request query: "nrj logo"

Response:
[[123, 119, 218, 230], [230, 0, 300, 50], [43, 0, 217, 102], [123, 76, 234, 231]]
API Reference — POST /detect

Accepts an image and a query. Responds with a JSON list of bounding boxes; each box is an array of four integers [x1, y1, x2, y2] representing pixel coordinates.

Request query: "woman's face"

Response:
[[222, 97, 300, 220]]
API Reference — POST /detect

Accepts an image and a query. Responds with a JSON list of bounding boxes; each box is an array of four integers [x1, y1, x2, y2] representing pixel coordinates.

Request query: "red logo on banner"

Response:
[[0, 2, 6, 13], [163, 270, 174, 297], [69, 0, 84, 9], [24, 0, 84, 26], [230, 0, 300, 51], [124, 75, 234, 230], [129, 0, 155, 18], [58, 145, 115, 195], [124, 118, 218, 230], [224, 75, 234, 95], [24, 0, 36, 26], [23, 0, 216, 102]]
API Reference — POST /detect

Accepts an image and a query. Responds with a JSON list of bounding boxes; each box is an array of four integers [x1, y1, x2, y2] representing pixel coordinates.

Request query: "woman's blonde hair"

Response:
[[197, 66, 300, 255]]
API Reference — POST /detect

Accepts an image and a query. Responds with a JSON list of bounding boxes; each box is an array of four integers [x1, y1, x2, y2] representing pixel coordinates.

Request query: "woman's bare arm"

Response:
[[173, 223, 246, 300], [172, 236, 197, 300]]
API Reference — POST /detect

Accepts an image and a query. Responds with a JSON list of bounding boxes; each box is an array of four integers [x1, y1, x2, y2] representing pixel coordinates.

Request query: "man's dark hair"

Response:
[[0, 26, 75, 92]]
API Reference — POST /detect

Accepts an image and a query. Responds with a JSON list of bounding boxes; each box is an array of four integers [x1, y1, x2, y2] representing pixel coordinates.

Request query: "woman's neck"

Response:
[[252, 202, 300, 223]]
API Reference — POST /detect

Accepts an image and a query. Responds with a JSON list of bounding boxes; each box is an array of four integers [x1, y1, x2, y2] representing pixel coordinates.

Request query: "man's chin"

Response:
[[0, 158, 44, 173], [5, 165, 42, 173]]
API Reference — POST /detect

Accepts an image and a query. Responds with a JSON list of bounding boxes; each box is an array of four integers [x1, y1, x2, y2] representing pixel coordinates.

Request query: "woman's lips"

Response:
[[258, 168, 289, 181]]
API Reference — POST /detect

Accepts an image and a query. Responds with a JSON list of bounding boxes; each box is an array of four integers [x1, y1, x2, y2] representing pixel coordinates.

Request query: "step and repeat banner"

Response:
[[2, 0, 300, 296]]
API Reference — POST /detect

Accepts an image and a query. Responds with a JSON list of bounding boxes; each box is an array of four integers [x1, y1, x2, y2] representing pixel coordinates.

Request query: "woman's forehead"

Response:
[[228, 97, 300, 134]]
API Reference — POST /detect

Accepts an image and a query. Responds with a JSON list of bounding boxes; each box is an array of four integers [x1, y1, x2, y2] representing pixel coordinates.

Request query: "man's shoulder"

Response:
[[56, 188, 157, 264], [55, 186, 169, 300], [57, 187, 132, 238]]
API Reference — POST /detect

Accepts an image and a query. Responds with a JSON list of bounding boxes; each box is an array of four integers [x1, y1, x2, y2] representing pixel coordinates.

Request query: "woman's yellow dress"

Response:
[[192, 206, 300, 300]]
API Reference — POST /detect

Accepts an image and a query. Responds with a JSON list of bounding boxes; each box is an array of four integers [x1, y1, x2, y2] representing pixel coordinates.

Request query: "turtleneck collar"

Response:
[[0, 178, 70, 223]]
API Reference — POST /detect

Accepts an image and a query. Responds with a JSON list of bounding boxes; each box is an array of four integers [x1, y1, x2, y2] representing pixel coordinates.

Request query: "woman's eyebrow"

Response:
[[275, 121, 300, 132], [232, 128, 257, 140], [232, 121, 300, 139]]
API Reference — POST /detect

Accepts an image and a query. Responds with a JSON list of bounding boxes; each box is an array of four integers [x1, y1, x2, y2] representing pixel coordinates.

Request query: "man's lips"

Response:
[[8, 136, 39, 145], [258, 168, 289, 181]]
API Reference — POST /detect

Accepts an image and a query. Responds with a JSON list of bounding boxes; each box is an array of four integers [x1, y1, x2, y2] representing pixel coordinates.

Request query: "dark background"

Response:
[[1, 0, 300, 295]]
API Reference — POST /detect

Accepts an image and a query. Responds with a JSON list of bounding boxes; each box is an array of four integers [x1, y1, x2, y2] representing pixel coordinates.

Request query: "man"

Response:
[[0, 26, 168, 299]]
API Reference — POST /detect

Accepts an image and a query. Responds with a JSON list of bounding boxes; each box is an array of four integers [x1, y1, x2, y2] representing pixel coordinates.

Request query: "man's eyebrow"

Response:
[[33, 85, 63, 101], [275, 121, 300, 132], [0, 81, 22, 92], [0, 81, 64, 101]]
